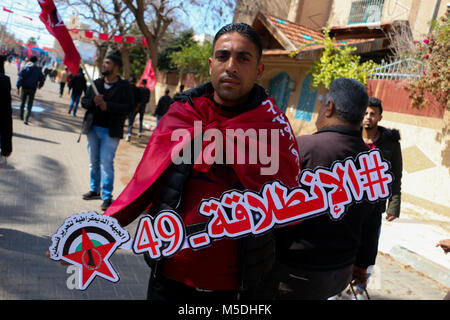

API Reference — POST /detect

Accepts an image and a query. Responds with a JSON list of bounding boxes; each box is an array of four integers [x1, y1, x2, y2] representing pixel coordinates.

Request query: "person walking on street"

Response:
[[154, 88, 172, 125], [68, 67, 87, 116], [0, 57, 12, 160], [103, 23, 301, 301], [80, 54, 134, 211], [16, 55, 45, 125], [275, 78, 379, 300], [126, 76, 141, 142], [58, 67, 69, 97], [137, 79, 150, 137]]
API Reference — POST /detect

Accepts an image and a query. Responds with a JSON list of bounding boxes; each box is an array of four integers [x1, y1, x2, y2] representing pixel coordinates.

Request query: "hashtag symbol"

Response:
[[358, 150, 392, 201]]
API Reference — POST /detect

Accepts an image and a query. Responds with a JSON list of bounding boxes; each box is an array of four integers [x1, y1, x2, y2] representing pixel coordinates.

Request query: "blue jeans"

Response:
[[87, 126, 120, 200], [69, 94, 81, 115]]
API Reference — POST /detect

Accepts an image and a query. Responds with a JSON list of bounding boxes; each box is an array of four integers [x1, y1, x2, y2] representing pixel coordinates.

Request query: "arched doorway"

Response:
[[268, 72, 291, 113]]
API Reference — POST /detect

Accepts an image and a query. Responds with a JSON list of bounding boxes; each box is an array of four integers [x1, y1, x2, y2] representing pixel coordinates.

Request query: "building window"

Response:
[[348, 0, 384, 25]]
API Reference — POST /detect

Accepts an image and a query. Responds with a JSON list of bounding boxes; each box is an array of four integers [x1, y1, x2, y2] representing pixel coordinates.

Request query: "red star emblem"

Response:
[[63, 228, 119, 289]]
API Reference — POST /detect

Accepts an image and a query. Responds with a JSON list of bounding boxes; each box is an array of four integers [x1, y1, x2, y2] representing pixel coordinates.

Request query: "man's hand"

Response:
[[16, 88, 20, 95], [436, 239, 450, 254], [352, 265, 368, 287], [45, 250, 71, 266], [386, 214, 397, 221], [93, 94, 107, 111]]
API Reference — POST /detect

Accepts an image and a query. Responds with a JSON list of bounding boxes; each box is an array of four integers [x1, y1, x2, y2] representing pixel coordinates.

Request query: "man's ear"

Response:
[[256, 62, 264, 81], [208, 57, 212, 75], [324, 100, 335, 117]]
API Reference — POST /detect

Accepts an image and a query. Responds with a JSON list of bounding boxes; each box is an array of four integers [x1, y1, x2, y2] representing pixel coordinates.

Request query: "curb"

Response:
[[388, 245, 450, 287]]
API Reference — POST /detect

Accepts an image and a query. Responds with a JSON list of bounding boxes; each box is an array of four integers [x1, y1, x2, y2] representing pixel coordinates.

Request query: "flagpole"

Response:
[[77, 61, 99, 143]]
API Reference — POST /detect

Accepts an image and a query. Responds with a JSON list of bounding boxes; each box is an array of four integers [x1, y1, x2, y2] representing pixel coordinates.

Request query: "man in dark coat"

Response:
[[68, 67, 87, 116], [80, 54, 134, 211], [0, 56, 12, 159], [275, 78, 380, 300], [16, 55, 45, 124], [362, 97, 402, 220], [154, 88, 172, 125]]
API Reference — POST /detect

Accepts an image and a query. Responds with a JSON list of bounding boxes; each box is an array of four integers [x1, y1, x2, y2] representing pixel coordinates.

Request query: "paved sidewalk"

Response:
[[0, 62, 448, 300]]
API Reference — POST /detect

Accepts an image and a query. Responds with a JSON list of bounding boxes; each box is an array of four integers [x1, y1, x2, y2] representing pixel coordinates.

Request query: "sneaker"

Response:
[[101, 199, 113, 211], [126, 134, 131, 142], [138, 132, 142, 137], [82, 191, 101, 200]]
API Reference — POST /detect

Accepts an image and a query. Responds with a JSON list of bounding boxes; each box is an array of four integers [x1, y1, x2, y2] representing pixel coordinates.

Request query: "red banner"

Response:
[[38, 0, 81, 74], [3, 7, 13, 13], [84, 30, 93, 38], [113, 35, 123, 43], [138, 58, 156, 91]]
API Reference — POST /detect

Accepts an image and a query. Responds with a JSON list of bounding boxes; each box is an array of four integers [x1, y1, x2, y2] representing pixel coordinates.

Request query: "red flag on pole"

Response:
[[3, 7, 13, 13], [27, 43, 32, 57], [37, 0, 81, 75], [138, 58, 156, 91]]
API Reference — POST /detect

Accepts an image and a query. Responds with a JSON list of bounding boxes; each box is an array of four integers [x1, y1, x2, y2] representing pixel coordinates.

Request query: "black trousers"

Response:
[[147, 274, 239, 301], [275, 262, 353, 300]]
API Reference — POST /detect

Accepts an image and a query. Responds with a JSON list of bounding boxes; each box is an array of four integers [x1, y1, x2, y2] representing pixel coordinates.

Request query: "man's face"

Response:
[[363, 106, 382, 130], [101, 58, 116, 76], [209, 32, 264, 107]]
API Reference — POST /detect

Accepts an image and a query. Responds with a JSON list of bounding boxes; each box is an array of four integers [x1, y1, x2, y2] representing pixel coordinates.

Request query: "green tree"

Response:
[[290, 26, 378, 89], [158, 29, 195, 72], [170, 40, 212, 82]]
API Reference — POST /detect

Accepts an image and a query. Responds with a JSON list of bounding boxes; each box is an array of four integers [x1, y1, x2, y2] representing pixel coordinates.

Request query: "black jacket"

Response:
[[68, 72, 87, 97], [146, 82, 276, 299], [154, 95, 172, 117], [0, 73, 12, 156], [81, 77, 134, 139], [373, 126, 402, 217], [276, 128, 380, 270]]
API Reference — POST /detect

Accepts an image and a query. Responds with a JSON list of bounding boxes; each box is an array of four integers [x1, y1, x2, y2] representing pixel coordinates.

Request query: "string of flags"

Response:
[[71, 29, 149, 46], [2, 6, 34, 21], [2, 6, 148, 46]]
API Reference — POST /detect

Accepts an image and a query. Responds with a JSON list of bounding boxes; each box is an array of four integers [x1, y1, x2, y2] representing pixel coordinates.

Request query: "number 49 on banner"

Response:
[[132, 211, 185, 259]]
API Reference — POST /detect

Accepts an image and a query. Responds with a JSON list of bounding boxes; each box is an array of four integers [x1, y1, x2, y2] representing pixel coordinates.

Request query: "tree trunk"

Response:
[[120, 48, 131, 80]]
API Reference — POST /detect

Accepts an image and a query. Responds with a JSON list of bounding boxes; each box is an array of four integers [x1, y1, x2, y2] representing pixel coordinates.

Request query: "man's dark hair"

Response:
[[325, 78, 369, 125], [212, 23, 263, 60], [29, 55, 38, 63], [142, 79, 147, 85], [106, 54, 123, 68], [368, 97, 383, 114]]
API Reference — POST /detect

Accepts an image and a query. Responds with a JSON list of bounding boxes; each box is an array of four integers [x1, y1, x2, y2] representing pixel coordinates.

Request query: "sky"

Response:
[[0, 0, 235, 49]]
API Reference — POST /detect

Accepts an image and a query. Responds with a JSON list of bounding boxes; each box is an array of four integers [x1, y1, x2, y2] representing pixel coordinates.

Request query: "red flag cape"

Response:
[[105, 96, 301, 227], [38, 0, 81, 74], [138, 58, 156, 91]]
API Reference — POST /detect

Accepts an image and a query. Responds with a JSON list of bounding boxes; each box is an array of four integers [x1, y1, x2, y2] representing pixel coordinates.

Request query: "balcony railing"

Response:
[[348, 0, 385, 25]]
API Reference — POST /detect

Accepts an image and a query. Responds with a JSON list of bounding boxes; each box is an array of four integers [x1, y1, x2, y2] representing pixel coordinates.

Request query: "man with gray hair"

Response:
[[275, 77, 380, 299]]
